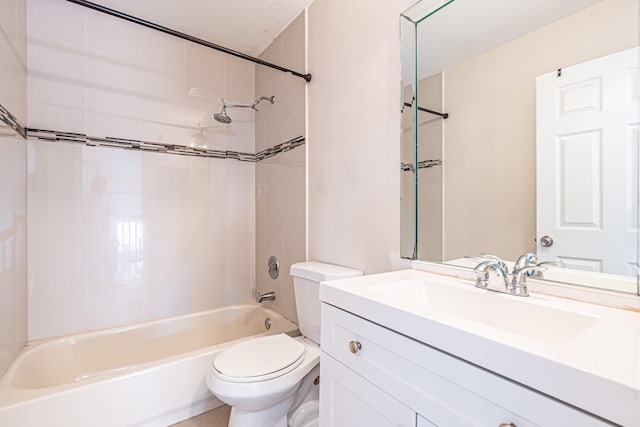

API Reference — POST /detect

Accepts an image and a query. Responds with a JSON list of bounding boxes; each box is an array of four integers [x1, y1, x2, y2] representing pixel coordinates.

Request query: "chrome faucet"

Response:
[[474, 254, 547, 297], [257, 290, 276, 303]]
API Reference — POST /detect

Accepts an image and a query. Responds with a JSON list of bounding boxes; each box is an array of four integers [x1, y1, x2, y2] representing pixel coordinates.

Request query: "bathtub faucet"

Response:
[[257, 291, 276, 303]]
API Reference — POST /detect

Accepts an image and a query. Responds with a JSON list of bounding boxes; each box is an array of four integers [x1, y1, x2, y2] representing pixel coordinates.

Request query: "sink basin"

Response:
[[370, 278, 598, 346]]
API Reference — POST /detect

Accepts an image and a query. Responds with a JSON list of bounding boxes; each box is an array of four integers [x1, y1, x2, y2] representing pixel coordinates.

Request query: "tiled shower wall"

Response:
[[27, 0, 257, 339], [255, 14, 306, 323], [0, 0, 27, 375]]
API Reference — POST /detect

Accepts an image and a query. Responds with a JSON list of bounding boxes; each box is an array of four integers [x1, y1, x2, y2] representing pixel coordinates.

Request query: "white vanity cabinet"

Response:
[[319, 303, 612, 427]]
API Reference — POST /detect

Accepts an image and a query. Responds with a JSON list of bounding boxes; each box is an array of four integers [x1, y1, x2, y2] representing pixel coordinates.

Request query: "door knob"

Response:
[[540, 235, 554, 247], [348, 341, 362, 354]]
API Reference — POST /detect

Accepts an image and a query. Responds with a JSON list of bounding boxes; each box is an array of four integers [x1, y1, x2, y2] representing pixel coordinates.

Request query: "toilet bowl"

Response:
[[206, 262, 362, 427], [206, 335, 320, 427]]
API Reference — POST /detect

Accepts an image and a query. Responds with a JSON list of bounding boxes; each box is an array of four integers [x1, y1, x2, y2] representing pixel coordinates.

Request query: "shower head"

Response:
[[213, 104, 232, 124], [212, 96, 275, 124]]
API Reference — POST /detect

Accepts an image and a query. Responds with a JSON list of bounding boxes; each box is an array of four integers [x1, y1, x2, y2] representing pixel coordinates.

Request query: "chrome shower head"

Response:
[[213, 102, 232, 124], [213, 96, 275, 124]]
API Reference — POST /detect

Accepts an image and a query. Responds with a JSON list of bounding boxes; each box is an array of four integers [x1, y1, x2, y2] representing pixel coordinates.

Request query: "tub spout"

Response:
[[257, 291, 276, 303]]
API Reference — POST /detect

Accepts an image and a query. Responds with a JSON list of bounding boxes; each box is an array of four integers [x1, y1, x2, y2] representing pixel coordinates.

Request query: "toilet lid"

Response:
[[213, 334, 306, 382]]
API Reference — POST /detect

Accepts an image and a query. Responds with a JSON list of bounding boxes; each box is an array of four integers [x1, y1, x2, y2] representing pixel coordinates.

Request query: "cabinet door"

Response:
[[320, 353, 416, 427]]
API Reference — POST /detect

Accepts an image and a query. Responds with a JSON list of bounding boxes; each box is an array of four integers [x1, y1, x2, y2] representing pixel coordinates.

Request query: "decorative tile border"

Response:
[[0, 103, 26, 138], [2, 102, 305, 161], [26, 128, 305, 163], [401, 159, 443, 172]]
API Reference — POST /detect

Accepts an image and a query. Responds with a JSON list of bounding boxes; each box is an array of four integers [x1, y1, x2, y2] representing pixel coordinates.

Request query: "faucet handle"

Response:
[[474, 260, 509, 289], [473, 261, 493, 288], [536, 260, 562, 267], [528, 260, 562, 278], [480, 253, 509, 275], [511, 266, 547, 296], [513, 252, 538, 273]]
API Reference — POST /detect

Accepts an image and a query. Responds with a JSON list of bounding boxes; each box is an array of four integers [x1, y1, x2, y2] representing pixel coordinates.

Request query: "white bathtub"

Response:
[[0, 305, 298, 427]]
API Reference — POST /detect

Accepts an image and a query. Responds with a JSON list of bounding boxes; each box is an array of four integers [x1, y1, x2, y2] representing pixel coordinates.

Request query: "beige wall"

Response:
[[0, 0, 26, 376], [441, 0, 637, 261], [401, 82, 417, 259], [417, 73, 444, 261], [255, 14, 306, 323], [308, 0, 415, 274]]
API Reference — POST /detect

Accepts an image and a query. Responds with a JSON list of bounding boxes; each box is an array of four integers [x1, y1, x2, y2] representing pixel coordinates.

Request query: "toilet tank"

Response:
[[290, 262, 362, 344]]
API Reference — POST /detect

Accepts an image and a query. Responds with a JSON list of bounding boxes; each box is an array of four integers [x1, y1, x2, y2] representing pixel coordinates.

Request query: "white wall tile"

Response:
[[0, 0, 27, 124], [226, 161, 255, 235], [224, 231, 254, 305], [27, 239, 89, 339], [28, 76, 87, 134], [27, 0, 86, 133], [27, 0, 257, 152], [27, 141, 256, 339], [0, 137, 26, 373], [27, 141, 84, 241], [86, 11, 138, 61], [0, 0, 27, 375], [28, 0, 85, 48], [255, 15, 306, 323]]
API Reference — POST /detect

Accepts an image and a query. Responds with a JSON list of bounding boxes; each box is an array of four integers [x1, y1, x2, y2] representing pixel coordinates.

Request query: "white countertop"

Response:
[[319, 269, 640, 426]]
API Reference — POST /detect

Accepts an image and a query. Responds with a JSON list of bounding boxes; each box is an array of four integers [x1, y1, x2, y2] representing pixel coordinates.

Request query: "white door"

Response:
[[536, 47, 638, 278], [319, 353, 416, 427]]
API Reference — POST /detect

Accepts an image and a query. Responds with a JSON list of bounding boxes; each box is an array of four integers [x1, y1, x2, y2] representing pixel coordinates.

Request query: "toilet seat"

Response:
[[213, 334, 306, 383]]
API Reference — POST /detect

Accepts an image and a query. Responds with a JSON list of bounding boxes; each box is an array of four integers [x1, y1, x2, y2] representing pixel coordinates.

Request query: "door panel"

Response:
[[536, 47, 638, 283]]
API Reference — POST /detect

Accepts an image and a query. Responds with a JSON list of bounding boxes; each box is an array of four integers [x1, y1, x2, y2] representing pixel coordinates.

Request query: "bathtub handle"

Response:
[[257, 291, 276, 303]]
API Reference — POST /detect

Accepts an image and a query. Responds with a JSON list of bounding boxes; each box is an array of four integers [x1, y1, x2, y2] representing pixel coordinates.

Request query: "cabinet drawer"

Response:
[[321, 303, 611, 427]]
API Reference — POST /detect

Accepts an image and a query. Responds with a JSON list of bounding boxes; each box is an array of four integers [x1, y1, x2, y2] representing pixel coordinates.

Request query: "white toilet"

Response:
[[206, 261, 362, 427]]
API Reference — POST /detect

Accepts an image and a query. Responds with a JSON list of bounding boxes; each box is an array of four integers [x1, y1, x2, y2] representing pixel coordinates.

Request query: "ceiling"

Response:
[[91, 0, 315, 56]]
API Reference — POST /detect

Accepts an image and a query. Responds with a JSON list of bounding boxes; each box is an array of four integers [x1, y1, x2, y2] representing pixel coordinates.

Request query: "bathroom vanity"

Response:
[[318, 270, 640, 426]]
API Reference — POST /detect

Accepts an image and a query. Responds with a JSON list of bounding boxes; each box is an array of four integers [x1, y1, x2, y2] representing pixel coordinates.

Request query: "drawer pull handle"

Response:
[[499, 424, 517, 427], [348, 340, 362, 354]]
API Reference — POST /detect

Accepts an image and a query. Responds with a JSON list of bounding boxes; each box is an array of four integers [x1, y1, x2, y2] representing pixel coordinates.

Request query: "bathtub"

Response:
[[0, 305, 298, 427]]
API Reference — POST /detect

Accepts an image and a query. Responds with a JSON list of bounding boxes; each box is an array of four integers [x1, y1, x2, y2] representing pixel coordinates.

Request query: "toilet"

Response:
[[206, 261, 362, 427]]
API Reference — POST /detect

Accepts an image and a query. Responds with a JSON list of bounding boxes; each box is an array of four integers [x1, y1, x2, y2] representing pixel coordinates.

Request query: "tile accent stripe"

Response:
[[401, 159, 443, 172], [26, 128, 305, 162], [0, 103, 26, 138]]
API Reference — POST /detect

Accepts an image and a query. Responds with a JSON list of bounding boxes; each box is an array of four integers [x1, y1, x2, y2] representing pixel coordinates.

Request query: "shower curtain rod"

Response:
[[403, 102, 449, 119], [65, 0, 312, 82]]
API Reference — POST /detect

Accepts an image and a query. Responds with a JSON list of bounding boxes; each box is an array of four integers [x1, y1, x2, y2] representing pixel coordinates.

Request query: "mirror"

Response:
[[400, 0, 640, 294]]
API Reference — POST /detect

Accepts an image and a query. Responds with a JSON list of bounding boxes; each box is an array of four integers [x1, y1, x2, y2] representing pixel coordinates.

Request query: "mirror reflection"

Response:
[[401, 0, 639, 294]]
